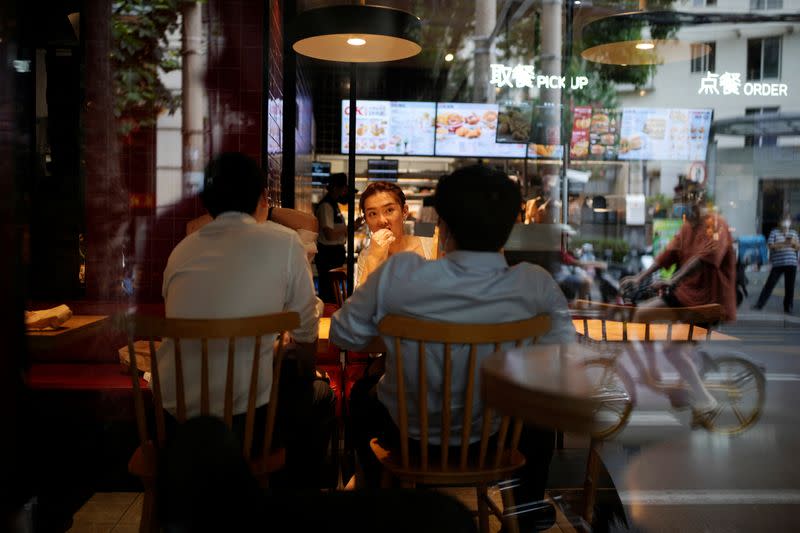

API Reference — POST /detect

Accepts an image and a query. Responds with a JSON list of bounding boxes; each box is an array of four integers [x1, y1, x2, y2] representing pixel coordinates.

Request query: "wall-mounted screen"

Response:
[[341, 100, 436, 156], [311, 161, 331, 185], [367, 159, 399, 181], [619, 107, 713, 161], [435, 102, 526, 158]]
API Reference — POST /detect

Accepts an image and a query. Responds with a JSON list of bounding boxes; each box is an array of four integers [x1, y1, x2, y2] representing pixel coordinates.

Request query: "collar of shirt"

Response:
[[205, 212, 258, 228], [444, 250, 509, 273]]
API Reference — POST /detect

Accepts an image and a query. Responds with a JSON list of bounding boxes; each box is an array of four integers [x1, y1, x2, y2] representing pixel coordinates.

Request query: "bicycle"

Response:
[[571, 300, 766, 439]]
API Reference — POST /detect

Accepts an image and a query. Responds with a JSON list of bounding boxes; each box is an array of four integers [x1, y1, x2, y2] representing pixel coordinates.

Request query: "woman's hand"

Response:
[[370, 228, 396, 249]]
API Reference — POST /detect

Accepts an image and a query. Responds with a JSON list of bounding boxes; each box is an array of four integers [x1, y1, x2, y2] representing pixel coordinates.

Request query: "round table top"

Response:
[[480, 343, 600, 434]]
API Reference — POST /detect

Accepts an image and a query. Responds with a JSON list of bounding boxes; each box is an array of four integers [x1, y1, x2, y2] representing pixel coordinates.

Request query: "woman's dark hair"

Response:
[[434, 165, 521, 251], [359, 181, 407, 213], [200, 152, 264, 217]]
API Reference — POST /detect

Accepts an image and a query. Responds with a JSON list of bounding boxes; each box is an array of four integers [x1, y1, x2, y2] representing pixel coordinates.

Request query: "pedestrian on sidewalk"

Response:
[[753, 214, 799, 314]]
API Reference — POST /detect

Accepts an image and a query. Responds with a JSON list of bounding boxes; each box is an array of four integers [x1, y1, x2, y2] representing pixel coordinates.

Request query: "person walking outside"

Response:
[[753, 214, 799, 314]]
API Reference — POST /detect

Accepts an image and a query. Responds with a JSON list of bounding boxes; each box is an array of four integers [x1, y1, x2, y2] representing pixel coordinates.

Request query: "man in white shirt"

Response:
[[331, 164, 575, 529], [160, 152, 333, 487]]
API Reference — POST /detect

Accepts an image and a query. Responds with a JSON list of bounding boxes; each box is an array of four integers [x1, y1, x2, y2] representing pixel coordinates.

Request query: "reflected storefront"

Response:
[[2, 0, 800, 531]]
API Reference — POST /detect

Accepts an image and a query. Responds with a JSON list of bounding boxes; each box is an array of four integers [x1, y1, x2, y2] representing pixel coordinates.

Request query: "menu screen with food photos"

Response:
[[434, 102, 527, 158], [619, 107, 712, 161], [341, 100, 436, 156]]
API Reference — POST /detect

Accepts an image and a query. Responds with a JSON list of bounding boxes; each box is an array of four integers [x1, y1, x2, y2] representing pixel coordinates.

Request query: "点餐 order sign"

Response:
[[490, 64, 589, 91], [698, 71, 789, 96]]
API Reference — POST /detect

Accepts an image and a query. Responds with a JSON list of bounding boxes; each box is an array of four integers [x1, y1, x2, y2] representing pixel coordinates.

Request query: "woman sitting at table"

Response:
[[356, 181, 435, 288]]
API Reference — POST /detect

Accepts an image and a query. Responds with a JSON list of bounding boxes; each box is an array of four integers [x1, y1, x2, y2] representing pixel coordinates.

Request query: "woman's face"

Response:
[[363, 191, 407, 237]]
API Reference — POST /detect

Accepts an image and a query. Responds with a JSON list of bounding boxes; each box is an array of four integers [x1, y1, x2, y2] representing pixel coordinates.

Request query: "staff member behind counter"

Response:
[[315, 173, 362, 303]]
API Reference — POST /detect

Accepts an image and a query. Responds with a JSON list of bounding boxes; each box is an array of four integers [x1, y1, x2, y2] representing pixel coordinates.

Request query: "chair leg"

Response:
[[582, 438, 602, 525], [380, 468, 393, 488], [477, 484, 491, 533], [500, 488, 520, 533], [139, 483, 157, 533]]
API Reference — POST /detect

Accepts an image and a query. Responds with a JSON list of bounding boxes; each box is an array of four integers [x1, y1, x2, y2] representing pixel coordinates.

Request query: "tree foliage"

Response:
[[111, 0, 183, 136]]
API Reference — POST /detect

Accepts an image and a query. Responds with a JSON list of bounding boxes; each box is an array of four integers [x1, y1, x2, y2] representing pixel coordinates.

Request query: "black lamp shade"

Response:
[[291, 4, 422, 63]]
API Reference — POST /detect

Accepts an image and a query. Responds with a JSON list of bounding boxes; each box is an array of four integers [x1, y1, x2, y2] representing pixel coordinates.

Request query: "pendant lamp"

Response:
[[581, 10, 800, 66], [292, 2, 422, 63], [291, 2, 422, 295]]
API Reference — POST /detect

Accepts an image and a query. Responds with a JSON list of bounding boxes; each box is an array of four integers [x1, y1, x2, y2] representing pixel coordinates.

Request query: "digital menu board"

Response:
[[435, 102, 526, 158], [619, 107, 712, 161], [341, 100, 436, 156]]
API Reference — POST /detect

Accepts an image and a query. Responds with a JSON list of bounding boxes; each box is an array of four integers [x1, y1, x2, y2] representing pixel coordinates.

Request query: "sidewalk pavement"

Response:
[[737, 268, 800, 328]]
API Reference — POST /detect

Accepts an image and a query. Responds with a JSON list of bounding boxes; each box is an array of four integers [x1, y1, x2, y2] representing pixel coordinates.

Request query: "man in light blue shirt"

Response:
[[331, 165, 575, 529]]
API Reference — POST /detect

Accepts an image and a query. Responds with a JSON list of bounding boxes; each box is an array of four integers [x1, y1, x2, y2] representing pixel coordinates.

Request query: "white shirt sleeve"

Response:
[[284, 232, 320, 343], [318, 203, 335, 230], [534, 267, 577, 345], [330, 261, 384, 350]]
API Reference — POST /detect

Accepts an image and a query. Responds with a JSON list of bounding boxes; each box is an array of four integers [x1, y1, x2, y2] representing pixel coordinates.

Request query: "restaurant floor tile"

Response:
[[68, 492, 142, 533], [71, 490, 574, 532]]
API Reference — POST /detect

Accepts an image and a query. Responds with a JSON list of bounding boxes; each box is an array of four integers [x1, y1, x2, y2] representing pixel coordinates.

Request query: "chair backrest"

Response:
[[329, 267, 347, 307], [571, 299, 722, 341], [377, 314, 551, 473], [120, 312, 300, 463]]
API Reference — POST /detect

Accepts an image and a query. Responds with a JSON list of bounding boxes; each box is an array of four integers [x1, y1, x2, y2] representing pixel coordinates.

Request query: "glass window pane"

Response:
[[763, 37, 781, 79], [747, 39, 762, 80]]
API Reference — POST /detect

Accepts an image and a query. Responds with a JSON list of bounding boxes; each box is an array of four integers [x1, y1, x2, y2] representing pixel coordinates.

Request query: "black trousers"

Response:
[[161, 359, 336, 489], [755, 265, 797, 312], [316, 243, 346, 303], [349, 373, 555, 504], [159, 417, 478, 533]]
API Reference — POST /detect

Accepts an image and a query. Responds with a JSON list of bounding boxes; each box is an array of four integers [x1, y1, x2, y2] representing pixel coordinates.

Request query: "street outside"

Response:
[[563, 266, 800, 531]]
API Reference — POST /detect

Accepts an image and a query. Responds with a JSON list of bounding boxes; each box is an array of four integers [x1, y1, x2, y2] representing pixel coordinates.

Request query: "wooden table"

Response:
[[318, 317, 735, 355], [318, 316, 387, 353], [480, 343, 599, 434], [571, 319, 738, 342], [26, 315, 109, 352]]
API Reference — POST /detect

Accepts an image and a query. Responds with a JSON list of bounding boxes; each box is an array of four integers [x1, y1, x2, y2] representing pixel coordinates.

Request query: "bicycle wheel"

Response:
[[699, 355, 765, 435], [582, 357, 635, 439]]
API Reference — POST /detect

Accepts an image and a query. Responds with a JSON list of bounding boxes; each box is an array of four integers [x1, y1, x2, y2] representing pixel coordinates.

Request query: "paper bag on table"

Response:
[[25, 305, 73, 330]]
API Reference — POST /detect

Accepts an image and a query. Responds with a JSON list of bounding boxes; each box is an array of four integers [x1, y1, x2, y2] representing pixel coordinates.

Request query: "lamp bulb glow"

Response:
[[347, 37, 367, 46], [635, 42, 655, 50], [444, 53, 454, 62]]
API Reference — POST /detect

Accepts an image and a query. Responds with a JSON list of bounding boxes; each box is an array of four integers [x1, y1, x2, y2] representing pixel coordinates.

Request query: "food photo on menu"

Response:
[[618, 107, 712, 161], [569, 106, 591, 159], [434, 102, 526, 158], [588, 108, 620, 160], [496, 102, 533, 143], [341, 100, 436, 156]]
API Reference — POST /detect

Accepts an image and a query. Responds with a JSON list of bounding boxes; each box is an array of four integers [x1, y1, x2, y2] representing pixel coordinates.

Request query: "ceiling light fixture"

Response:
[[581, 10, 800, 66], [291, 2, 422, 63]]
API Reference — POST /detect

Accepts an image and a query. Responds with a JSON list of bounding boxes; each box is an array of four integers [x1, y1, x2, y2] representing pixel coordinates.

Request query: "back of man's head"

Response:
[[328, 172, 348, 190], [200, 152, 264, 218], [434, 164, 521, 252]]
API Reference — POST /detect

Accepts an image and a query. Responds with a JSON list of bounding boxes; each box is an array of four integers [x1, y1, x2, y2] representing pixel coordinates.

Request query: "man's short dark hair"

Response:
[[328, 172, 348, 190], [200, 152, 264, 217], [434, 164, 521, 251]]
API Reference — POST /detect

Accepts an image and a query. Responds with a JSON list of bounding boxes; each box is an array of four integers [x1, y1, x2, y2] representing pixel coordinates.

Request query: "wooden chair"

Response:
[[120, 312, 299, 533], [372, 314, 552, 533], [571, 299, 723, 342], [329, 266, 348, 308]]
